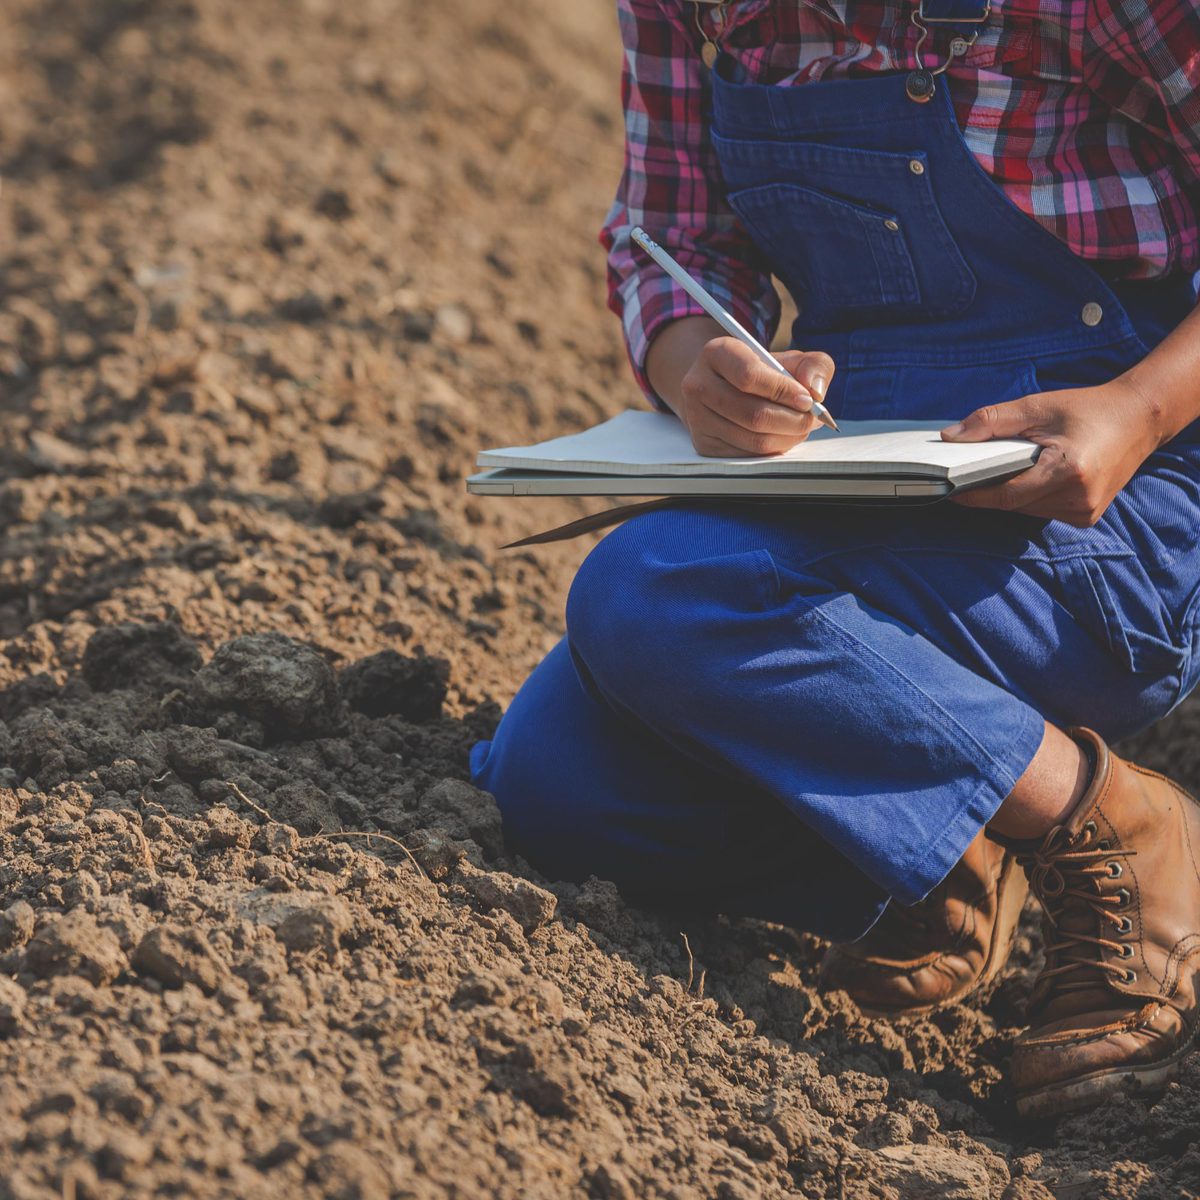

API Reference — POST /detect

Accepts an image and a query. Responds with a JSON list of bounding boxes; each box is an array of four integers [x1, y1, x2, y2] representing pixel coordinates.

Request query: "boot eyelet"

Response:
[[1117, 943, 1134, 958], [1106, 862, 1123, 878], [1116, 887, 1131, 907], [1121, 968, 1137, 984], [1097, 839, 1112, 851], [1083, 820, 1098, 838], [1116, 916, 1133, 935]]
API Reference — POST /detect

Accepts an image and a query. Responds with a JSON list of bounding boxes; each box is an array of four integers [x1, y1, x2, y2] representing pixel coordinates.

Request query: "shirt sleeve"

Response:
[[600, 0, 780, 409], [1086, 0, 1200, 273]]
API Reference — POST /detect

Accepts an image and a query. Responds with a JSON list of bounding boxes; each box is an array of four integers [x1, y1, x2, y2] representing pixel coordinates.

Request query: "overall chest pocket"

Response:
[[713, 135, 976, 331]]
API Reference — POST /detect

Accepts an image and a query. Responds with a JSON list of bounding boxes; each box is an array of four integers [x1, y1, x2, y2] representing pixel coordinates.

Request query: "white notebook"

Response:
[[469, 410, 1038, 500]]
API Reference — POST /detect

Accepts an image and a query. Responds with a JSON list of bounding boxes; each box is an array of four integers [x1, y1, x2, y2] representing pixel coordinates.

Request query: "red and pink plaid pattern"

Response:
[[602, 0, 1200, 401]]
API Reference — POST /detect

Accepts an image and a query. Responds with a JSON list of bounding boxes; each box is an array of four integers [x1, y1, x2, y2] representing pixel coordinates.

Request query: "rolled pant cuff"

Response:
[[890, 704, 1044, 906]]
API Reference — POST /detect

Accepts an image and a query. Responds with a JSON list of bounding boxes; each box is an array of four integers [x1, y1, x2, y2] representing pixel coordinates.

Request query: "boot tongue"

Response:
[[1029, 908, 1113, 1023]]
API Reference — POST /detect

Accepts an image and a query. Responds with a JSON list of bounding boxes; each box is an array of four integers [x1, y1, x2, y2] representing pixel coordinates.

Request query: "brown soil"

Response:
[[0, 2, 1197, 1197]]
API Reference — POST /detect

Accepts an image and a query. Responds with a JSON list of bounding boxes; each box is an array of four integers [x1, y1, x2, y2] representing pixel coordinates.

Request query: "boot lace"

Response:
[[1019, 822, 1138, 997]]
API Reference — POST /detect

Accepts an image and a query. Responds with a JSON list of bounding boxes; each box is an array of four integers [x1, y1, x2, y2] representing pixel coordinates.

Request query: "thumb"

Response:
[[941, 397, 1037, 443]]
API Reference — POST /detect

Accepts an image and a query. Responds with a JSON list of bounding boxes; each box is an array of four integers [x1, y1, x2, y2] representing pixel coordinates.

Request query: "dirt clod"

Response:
[[872, 1145, 995, 1198], [269, 781, 340, 835], [274, 895, 354, 957], [421, 779, 505, 859], [132, 925, 227, 994], [82, 622, 203, 692], [23, 910, 127, 987], [0, 978, 27, 1037], [191, 633, 346, 741], [340, 650, 450, 722], [0, 900, 36, 951], [460, 863, 557, 934]]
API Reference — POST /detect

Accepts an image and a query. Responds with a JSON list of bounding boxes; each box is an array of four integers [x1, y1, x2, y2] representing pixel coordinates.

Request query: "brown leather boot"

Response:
[[819, 829, 1028, 1017], [1011, 727, 1200, 1119]]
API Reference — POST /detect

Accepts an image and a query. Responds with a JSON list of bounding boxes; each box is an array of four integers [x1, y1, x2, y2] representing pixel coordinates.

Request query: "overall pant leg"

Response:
[[471, 638, 893, 940], [562, 503, 1050, 909]]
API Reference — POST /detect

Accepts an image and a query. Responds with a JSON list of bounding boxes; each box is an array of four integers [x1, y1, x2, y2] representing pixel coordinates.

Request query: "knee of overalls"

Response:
[[565, 507, 796, 711]]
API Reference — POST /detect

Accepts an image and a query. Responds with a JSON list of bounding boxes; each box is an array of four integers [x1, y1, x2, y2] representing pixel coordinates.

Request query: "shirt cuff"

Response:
[[618, 268, 780, 412]]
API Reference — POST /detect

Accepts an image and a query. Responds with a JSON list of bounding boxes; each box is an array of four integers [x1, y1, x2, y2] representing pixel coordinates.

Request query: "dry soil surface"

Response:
[[1, 1, 1199, 1198]]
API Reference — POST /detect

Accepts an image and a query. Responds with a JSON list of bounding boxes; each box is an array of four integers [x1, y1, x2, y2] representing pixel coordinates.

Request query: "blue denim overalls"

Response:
[[471, 52, 1200, 940]]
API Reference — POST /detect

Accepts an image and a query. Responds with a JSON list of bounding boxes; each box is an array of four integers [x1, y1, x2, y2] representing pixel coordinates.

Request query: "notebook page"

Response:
[[477, 410, 1035, 479]]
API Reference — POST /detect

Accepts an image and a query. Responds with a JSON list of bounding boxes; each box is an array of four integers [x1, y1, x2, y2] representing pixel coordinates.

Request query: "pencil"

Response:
[[630, 226, 839, 433]]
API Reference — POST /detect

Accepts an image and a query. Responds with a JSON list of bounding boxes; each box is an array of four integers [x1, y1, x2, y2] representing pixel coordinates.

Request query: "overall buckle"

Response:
[[906, 0, 990, 103]]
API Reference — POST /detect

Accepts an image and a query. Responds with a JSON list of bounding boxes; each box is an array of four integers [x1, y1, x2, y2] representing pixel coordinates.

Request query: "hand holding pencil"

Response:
[[632, 227, 839, 453]]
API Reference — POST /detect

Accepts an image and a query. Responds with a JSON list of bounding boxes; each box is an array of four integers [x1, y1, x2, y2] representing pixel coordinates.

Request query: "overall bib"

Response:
[[472, 54, 1200, 941]]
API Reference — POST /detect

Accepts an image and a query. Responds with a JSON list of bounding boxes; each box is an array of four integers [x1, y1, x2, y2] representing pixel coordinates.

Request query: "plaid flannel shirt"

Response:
[[602, 0, 1200, 403]]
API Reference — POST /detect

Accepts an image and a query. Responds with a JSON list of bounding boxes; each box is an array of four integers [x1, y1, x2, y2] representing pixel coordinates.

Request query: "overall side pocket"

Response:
[[1050, 551, 1187, 679]]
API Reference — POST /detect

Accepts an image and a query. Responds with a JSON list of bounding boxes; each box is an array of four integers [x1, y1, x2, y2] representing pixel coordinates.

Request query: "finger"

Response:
[[705, 377, 822, 439], [955, 481, 1094, 524], [690, 429, 764, 458], [957, 448, 1105, 524], [694, 398, 811, 457], [706, 339, 814, 411], [951, 451, 1063, 513], [941, 395, 1044, 443], [777, 350, 836, 405]]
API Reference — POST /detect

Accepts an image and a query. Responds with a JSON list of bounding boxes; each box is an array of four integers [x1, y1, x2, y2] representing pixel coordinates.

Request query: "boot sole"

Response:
[[1015, 1017, 1200, 1120], [856, 853, 1030, 1021]]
